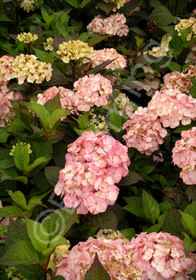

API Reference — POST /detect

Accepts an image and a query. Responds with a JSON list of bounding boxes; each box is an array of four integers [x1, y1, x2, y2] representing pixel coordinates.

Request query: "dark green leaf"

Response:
[[0, 14, 12, 22], [168, 62, 181, 72], [80, 0, 93, 8], [142, 190, 160, 224], [109, 108, 122, 132], [84, 254, 110, 280], [87, 204, 126, 230], [169, 33, 183, 57], [120, 228, 135, 240], [50, 109, 70, 130], [5, 219, 29, 250], [119, 171, 144, 186], [45, 166, 61, 187], [150, 5, 175, 26], [0, 159, 15, 169], [0, 127, 9, 143], [0, 240, 39, 265], [26, 218, 49, 252], [16, 264, 45, 280], [0, 225, 8, 237], [183, 232, 196, 254], [189, 77, 196, 98], [162, 208, 183, 238], [34, 48, 54, 64], [64, 0, 79, 8], [159, 200, 176, 213], [123, 196, 145, 218]]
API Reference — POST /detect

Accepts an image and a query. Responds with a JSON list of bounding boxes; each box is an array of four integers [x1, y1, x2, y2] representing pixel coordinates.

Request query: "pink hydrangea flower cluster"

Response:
[[163, 71, 193, 94], [172, 127, 196, 185], [0, 55, 14, 85], [85, 48, 127, 70], [73, 73, 113, 111], [37, 74, 112, 113], [54, 131, 130, 214], [148, 88, 196, 128], [129, 232, 196, 280], [56, 232, 196, 280], [56, 237, 143, 280], [0, 85, 23, 127], [37, 86, 76, 117], [123, 107, 167, 155], [87, 13, 129, 37]]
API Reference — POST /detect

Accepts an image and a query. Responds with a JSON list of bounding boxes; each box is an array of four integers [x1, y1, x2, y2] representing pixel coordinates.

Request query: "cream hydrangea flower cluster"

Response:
[[103, 0, 130, 10], [57, 40, 92, 63], [56, 237, 143, 280], [20, 0, 36, 12], [43, 37, 54, 51], [172, 127, 196, 185], [85, 48, 127, 70], [0, 85, 23, 127], [147, 34, 172, 58], [114, 92, 134, 118], [16, 32, 38, 44], [0, 55, 14, 85], [12, 54, 52, 84], [89, 111, 109, 133], [123, 107, 167, 155], [175, 17, 196, 41], [54, 131, 130, 215], [87, 13, 129, 37], [55, 232, 196, 280]]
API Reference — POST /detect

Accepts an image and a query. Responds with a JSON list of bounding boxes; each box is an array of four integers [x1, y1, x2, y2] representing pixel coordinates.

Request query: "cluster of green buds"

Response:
[[9, 142, 32, 156], [5, 266, 27, 280], [89, 110, 109, 133]]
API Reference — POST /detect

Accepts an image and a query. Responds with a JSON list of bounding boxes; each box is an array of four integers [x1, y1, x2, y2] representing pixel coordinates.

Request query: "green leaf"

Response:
[[14, 142, 30, 171], [5, 219, 29, 250], [64, 0, 79, 8], [44, 166, 61, 187], [42, 208, 77, 240], [162, 208, 183, 238], [87, 204, 126, 230], [23, 102, 50, 130], [7, 191, 27, 210], [0, 159, 15, 169], [142, 190, 160, 224], [169, 33, 183, 57], [184, 201, 196, 219], [130, 27, 147, 37], [168, 62, 182, 72], [0, 240, 39, 266], [44, 93, 61, 114], [80, 0, 92, 8], [119, 171, 144, 186], [34, 48, 54, 64], [50, 108, 70, 130], [53, 277, 65, 280], [109, 108, 122, 133], [159, 200, 176, 213], [84, 254, 110, 280], [0, 225, 8, 237], [49, 235, 68, 249], [189, 77, 196, 98], [16, 264, 45, 280], [26, 218, 49, 252], [150, 5, 175, 26], [0, 206, 24, 218], [123, 196, 145, 218], [0, 127, 9, 143], [25, 156, 49, 174], [179, 211, 196, 238], [183, 232, 196, 254], [0, 13, 12, 22], [185, 186, 196, 201], [120, 228, 135, 240]]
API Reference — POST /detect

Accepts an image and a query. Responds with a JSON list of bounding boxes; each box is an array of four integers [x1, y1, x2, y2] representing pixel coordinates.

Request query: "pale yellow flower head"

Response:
[[103, 0, 129, 10], [57, 40, 93, 63], [147, 34, 172, 58], [89, 110, 109, 133], [20, 0, 36, 13], [9, 142, 32, 156], [175, 17, 196, 40], [43, 37, 54, 51], [12, 54, 52, 84], [17, 32, 38, 44]]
